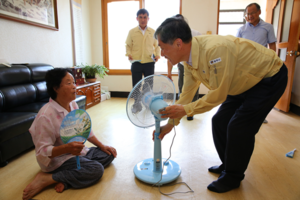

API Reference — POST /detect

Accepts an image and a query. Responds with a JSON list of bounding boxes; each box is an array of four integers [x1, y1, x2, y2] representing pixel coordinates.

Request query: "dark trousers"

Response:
[[131, 62, 155, 102], [178, 63, 199, 102], [211, 64, 287, 184], [52, 147, 114, 190], [131, 62, 155, 87]]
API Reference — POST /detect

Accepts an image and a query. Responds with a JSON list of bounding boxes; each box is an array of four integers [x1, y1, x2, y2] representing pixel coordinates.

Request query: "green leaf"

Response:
[[76, 63, 109, 79]]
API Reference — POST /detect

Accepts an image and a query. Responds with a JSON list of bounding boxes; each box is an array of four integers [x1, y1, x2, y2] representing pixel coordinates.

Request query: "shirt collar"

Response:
[[248, 18, 262, 27], [139, 26, 147, 31], [187, 50, 193, 66], [49, 97, 73, 115]]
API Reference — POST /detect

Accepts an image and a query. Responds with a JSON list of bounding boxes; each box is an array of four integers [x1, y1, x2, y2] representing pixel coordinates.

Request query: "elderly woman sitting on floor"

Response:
[[23, 68, 117, 200]]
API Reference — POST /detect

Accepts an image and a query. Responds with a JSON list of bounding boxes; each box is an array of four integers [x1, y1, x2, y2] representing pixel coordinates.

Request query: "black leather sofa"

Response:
[[0, 63, 86, 167]]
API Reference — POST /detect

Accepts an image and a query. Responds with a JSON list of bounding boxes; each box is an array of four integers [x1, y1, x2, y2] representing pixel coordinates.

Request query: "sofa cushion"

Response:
[[0, 92, 3, 111], [27, 63, 54, 82], [0, 65, 31, 87], [0, 130, 34, 165], [75, 95, 86, 110], [9, 102, 48, 113], [0, 112, 36, 143], [0, 84, 36, 111], [33, 81, 49, 101]]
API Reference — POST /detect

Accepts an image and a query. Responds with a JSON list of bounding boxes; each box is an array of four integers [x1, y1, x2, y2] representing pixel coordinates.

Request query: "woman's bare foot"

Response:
[[54, 182, 65, 193], [23, 172, 57, 200]]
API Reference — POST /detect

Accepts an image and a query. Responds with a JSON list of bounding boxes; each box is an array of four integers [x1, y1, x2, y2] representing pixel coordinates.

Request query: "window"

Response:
[[145, 0, 181, 73], [218, 9, 245, 36], [107, 1, 140, 71], [102, 0, 181, 75]]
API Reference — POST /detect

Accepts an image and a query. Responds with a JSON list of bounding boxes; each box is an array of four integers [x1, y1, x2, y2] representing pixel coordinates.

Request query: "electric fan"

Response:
[[126, 75, 181, 185]]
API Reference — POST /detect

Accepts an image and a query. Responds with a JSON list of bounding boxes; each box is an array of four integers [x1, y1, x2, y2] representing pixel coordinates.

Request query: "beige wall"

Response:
[[0, 0, 74, 67], [182, 0, 218, 35], [81, 0, 92, 65], [89, 0, 103, 65]]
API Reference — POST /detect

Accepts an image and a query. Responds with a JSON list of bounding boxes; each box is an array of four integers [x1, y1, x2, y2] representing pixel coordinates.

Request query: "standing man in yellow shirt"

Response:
[[125, 8, 161, 113], [153, 17, 287, 193]]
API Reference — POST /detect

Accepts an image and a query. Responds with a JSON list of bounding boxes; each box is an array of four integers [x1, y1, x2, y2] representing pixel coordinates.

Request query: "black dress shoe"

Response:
[[187, 116, 194, 120], [208, 164, 224, 174]]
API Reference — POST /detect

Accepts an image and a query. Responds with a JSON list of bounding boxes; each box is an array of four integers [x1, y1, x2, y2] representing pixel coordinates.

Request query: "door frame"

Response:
[[266, 0, 300, 112]]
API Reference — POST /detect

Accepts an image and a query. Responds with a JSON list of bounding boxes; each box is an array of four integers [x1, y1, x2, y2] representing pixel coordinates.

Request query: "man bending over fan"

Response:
[[23, 68, 117, 200], [152, 17, 287, 193]]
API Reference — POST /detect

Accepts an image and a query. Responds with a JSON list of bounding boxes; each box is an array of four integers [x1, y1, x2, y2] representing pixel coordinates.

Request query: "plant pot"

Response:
[[86, 78, 97, 83]]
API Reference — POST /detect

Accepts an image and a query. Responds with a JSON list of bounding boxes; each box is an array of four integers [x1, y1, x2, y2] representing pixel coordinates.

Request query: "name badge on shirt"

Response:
[[209, 57, 222, 65]]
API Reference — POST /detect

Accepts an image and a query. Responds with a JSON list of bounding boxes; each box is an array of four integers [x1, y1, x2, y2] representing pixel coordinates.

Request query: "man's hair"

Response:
[[154, 17, 192, 45], [174, 14, 184, 19], [45, 68, 74, 100], [174, 14, 189, 24], [137, 8, 149, 17], [245, 3, 261, 12]]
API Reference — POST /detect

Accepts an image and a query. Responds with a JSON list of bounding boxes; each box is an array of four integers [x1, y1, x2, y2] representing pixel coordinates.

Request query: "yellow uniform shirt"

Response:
[[125, 26, 161, 63], [169, 35, 283, 126]]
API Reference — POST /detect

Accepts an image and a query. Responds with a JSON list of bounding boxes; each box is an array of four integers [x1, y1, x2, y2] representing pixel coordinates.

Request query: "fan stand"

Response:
[[133, 118, 181, 185]]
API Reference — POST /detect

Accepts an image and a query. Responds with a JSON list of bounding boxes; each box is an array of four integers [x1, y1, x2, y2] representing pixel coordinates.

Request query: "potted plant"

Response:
[[77, 63, 109, 83]]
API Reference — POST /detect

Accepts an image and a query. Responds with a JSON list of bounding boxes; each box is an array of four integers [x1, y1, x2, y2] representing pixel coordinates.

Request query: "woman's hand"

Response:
[[100, 145, 117, 158], [152, 123, 174, 140], [67, 141, 85, 156]]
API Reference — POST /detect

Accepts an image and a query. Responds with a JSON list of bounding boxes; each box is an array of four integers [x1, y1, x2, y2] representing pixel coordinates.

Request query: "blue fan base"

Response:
[[134, 158, 181, 186]]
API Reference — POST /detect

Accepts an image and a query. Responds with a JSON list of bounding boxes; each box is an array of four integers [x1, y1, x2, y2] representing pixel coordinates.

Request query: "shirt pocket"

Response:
[[209, 65, 224, 90]]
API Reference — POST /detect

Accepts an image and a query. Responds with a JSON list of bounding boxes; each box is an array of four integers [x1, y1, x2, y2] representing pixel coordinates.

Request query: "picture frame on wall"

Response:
[[0, 0, 59, 31]]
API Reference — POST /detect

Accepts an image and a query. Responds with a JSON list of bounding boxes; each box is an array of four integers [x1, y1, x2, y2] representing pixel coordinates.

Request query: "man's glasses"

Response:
[[244, 11, 258, 18]]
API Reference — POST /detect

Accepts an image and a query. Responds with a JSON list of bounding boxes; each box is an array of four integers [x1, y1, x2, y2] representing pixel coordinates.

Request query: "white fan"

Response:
[[126, 75, 181, 185]]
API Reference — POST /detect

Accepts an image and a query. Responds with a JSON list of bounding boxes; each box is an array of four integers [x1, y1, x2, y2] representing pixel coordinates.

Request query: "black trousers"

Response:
[[211, 64, 288, 183], [178, 62, 199, 102], [131, 62, 155, 87], [131, 62, 155, 102]]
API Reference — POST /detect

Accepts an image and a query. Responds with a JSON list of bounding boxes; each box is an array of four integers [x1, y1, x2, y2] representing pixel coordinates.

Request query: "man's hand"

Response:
[[67, 141, 85, 156], [167, 60, 173, 81], [128, 55, 133, 60], [154, 56, 159, 62], [159, 104, 186, 119], [152, 123, 174, 140]]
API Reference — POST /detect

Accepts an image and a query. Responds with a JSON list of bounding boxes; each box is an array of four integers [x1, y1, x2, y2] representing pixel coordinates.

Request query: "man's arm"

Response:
[[236, 27, 242, 38], [125, 31, 132, 60], [167, 60, 173, 81], [267, 24, 277, 52], [268, 42, 276, 52]]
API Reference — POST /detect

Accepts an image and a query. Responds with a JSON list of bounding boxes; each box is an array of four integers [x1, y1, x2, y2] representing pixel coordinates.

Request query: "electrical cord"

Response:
[[152, 119, 194, 195]]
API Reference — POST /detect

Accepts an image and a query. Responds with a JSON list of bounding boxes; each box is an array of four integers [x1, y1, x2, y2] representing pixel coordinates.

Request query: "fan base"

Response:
[[133, 158, 181, 185]]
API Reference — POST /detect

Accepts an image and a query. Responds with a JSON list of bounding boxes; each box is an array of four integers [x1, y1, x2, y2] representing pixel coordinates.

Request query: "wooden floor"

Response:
[[1, 97, 300, 200]]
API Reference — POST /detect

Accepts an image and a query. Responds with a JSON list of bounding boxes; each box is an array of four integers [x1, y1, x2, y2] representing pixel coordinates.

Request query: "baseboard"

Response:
[[111, 92, 205, 100], [290, 103, 300, 116], [111, 92, 130, 98]]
